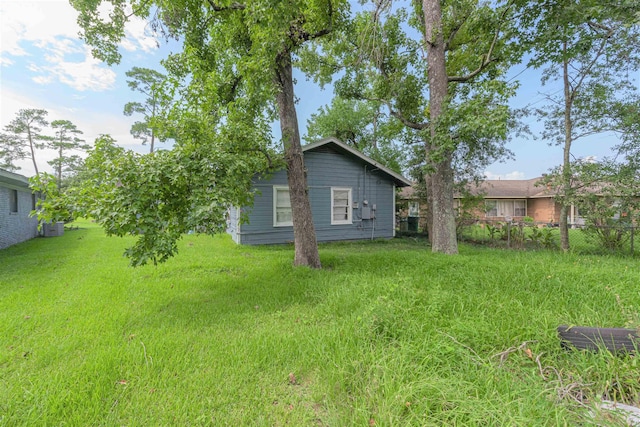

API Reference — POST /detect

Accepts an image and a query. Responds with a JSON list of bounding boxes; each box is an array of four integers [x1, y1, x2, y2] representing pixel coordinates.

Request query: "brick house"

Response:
[[469, 178, 561, 224], [0, 169, 38, 250], [398, 177, 572, 226]]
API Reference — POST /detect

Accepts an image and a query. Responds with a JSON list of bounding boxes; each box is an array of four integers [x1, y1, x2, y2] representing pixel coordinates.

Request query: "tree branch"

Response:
[[587, 21, 613, 33], [569, 27, 615, 103], [389, 109, 429, 130], [125, 0, 153, 19], [448, 26, 499, 83], [292, 0, 333, 43], [447, 2, 512, 83], [444, 13, 470, 52], [206, 0, 245, 12]]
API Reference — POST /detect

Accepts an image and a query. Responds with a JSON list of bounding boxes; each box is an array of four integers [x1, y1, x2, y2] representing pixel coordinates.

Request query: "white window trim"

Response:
[[485, 200, 498, 217], [485, 199, 527, 218], [273, 186, 293, 227], [408, 201, 420, 217], [331, 187, 352, 225]]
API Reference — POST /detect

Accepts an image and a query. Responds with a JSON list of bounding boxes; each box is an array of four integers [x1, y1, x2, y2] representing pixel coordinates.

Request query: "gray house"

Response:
[[0, 169, 38, 250], [227, 137, 411, 245]]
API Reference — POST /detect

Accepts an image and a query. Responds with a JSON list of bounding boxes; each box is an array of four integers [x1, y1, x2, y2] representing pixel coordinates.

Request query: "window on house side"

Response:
[[408, 201, 419, 217], [514, 200, 526, 216], [10, 189, 18, 213], [485, 199, 526, 217], [331, 187, 352, 225], [485, 200, 497, 217], [273, 186, 293, 227]]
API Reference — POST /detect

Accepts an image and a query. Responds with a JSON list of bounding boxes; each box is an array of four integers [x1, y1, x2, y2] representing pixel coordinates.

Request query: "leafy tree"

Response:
[[123, 67, 168, 153], [517, 0, 640, 250], [72, 0, 350, 268], [42, 120, 90, 189], [419, 0, 520, 254], [2, 109, 49, 175], [29, 172, 75, 225], [312, 1, 519, 253], [47, 134, 271, 266], [0, 133, 27, 172], [305, 97, 408, 173], [541, 157, 640, 251]]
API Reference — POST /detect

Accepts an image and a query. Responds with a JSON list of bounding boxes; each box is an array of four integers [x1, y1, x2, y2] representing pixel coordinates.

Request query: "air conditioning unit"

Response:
[[43, 221, 64, 237]]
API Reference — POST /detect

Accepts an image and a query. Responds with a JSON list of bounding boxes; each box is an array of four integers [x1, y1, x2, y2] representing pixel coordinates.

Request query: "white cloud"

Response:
[[484, 171, 527, 180], [30, 46, 117, 91], [122, 17, 159, 53], [0, 1, 79, 57], [1, 1, 158, 92], [579, 155, 598, 164]]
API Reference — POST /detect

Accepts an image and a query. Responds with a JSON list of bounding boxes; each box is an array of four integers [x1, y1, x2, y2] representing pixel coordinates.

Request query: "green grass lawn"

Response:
[[1, 220, 639, 426]]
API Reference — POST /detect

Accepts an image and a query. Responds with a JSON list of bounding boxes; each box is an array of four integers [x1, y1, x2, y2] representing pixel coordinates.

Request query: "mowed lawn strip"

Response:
[[1, 220, 639, 425]]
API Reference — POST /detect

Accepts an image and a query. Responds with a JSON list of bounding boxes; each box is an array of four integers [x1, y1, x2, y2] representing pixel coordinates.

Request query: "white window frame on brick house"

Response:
[[408, 201, 420, 217], [485, 200, 498, 217], [485, 199, 527, 218], [331, 187, 352, 225], [273, 186, 293, 227]]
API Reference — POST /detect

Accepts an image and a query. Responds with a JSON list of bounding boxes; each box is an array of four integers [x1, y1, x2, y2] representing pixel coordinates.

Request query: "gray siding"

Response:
[[0, 184, 38, 250], [236, 147, 398, 245]]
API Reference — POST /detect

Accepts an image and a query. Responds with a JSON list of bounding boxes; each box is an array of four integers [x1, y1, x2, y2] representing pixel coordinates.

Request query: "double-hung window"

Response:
[[273, 186, 293, 227], [485, 199, 527, 217], [513, 200, 526, 216], [408, 201, 419, 217], [485, 200, 498, 217], [331, 187, 352, 225]]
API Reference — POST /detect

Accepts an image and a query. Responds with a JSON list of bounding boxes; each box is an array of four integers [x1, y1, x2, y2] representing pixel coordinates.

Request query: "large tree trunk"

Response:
[[423, 0, 458, 254], [423, 171, 434, 243], [275, 51, 321, 268], [430, 152, 457, 253]]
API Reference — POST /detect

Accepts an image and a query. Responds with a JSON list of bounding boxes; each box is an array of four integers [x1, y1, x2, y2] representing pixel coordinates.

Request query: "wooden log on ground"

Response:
[[557, 325, 639, 353]]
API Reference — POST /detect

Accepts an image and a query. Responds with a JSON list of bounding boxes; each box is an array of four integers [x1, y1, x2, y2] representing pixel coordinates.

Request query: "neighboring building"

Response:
[[468, 178, 561, 224], [397, 185, 428, 232], [227, 137, 412, 245], [0, 169, 38, 249], [399, 177, 566, 225]]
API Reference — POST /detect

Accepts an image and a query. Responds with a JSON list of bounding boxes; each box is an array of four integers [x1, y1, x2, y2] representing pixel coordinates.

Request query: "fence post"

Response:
[[507, 222, 511, 248], [631, 226, 634, 255]]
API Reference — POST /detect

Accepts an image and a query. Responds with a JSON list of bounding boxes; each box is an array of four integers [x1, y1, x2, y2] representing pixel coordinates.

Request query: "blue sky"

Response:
[[0, 0, 624, 179]]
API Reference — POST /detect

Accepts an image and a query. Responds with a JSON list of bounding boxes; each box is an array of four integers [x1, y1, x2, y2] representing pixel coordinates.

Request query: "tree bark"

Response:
[[560, 42, 572, 251], [423, 0, 458, 254], [275, 51, 321, 268], [423, 170, 434, 243], [57, 145, 63, 189], [27, 127, 39, 175], [150, 103, 156, 154]]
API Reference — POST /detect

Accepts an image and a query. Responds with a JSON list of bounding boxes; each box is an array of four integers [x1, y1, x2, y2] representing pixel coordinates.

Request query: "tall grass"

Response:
[[1, 220, 638, 425]]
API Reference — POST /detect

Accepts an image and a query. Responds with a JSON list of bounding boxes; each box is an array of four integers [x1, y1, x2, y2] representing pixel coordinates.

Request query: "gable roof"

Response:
[[399, 177, 556, 200], [474, 177, 554, 199], [303, 137, 412, 187]]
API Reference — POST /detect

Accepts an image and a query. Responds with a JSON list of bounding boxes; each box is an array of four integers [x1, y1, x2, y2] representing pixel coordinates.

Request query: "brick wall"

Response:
[[528, 198, 561, 224], [0, 185, 39, 250]]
